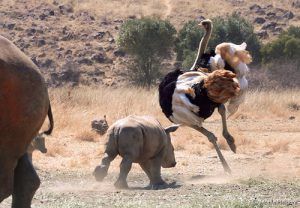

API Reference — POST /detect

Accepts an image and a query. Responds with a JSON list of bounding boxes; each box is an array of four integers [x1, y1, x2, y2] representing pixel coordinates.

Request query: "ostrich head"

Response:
[[199, 19, 212, 31]]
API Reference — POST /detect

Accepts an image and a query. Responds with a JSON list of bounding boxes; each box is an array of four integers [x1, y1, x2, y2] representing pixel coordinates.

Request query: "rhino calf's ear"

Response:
[[165, 124, 180, 134]]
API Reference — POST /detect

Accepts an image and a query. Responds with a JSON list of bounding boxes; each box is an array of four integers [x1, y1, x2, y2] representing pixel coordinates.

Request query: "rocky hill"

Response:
[[1, 0, 299, 87]]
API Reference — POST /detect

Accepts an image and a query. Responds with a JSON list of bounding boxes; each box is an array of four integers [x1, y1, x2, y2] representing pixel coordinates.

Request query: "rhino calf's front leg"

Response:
[[114, 156, 132, 189]]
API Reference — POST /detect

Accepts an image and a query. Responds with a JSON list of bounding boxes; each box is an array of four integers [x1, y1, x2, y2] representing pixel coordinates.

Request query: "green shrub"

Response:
[[175, 20, 204, 64], [261, 26, 300, 65], [118, 17, 176, 88]]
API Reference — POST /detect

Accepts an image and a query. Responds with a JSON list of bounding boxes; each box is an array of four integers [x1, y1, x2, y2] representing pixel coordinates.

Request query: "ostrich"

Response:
[[192, 19, 240, 150], [190, 19, 252, 117], [189, 19, 252, 152], [159, 68, 240, 173], [158, 19, 250, 173], [187, 19, 238, 155]]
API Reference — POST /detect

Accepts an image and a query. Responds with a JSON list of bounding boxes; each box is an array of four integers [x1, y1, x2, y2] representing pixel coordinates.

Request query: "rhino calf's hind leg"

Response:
[[12, 153, 40, 208], [148, 157, 166, 188], [140, 155, 166, 189], [114, 156, 132, 189], [94, 153, 117, 181]]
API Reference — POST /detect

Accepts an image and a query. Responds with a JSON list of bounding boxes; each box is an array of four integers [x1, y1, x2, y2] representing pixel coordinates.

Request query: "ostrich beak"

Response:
[[199, 20, 211, 29]]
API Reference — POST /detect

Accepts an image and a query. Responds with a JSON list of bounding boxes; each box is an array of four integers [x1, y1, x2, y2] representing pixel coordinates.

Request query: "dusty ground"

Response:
[[1, 117, 299, 208]]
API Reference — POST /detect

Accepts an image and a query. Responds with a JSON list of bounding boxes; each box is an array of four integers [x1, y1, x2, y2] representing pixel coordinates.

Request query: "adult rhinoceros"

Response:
[[0, 35, 53, 208]]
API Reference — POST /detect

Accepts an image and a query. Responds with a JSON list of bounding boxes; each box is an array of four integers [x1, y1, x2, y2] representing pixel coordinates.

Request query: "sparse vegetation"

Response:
[[261, 26, 300, 64], [257, 26, 300, 88], [75, 130, 98, 142], [118, 17, 176, 88]]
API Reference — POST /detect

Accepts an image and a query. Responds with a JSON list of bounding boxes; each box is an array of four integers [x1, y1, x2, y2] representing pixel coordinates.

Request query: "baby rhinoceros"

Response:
[[93, 115, 178, 189], [91, 115, 109, 135], [27, 134, 47, 163]]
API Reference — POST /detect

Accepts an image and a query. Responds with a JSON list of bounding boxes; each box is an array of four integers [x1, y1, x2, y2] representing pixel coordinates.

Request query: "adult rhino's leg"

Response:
[[218, 104, 236, 153], [12, 153, 40, 208], [27, 152, 33, 164], [0, 157, 15, 202], [114, 156, 132, 189], [191, 125, 231, 174]]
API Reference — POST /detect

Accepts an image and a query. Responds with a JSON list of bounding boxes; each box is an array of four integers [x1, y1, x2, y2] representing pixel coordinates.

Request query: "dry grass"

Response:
[[34, 86, 300, 171], [207, 131, 256, 153], [264, 139, 290, 153], [233, 89, 300, 119], [45, 145, 67, 157], [48, 86, 163, 136], [75, 130, 98, 142], [48, 86, 300, 138]]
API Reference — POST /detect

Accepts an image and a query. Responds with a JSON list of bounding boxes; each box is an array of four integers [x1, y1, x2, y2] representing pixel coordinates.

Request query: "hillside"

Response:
[[1, 2, 300, 207], [1, 0, 300, 87]]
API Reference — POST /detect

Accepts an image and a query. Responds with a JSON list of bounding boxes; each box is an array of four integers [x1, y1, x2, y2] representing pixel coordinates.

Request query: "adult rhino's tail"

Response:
[[42, 103, 54, 135]]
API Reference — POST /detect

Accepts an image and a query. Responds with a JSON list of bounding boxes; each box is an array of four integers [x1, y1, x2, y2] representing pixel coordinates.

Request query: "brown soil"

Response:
[[1, 118, 299, 208]]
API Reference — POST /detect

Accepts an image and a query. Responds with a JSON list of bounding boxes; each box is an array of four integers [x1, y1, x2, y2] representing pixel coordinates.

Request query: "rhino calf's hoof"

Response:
[[93, 165, 108, 181], [148, 181, 168, 190], [114, 180, 128, 189]]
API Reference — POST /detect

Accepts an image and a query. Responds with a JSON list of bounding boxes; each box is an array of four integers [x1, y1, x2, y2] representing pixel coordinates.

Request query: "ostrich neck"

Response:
[[190, 25, 212, 71]]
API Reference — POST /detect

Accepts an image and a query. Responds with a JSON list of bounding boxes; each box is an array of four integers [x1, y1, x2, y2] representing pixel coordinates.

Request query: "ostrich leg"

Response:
[[218, 104, 236, 153], [192, 125, 231, 174]]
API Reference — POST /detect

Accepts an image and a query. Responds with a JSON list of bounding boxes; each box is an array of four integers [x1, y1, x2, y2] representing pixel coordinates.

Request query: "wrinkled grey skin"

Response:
[[27, 134, 47, 163], [93, 115, 178, 189]]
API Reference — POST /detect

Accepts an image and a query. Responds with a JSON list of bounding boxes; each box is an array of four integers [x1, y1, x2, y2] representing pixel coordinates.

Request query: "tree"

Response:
[[118, 17, 176, 88], [259, 25, 300, 88], [261, 26, 300, 65], [175, 20, 205, 69], [176, 13, 261, 69]]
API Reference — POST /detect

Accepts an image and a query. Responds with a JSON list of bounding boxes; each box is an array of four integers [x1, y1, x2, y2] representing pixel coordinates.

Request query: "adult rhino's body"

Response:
[[0, 35, 53, 207], [93, 115, 178, 189]]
